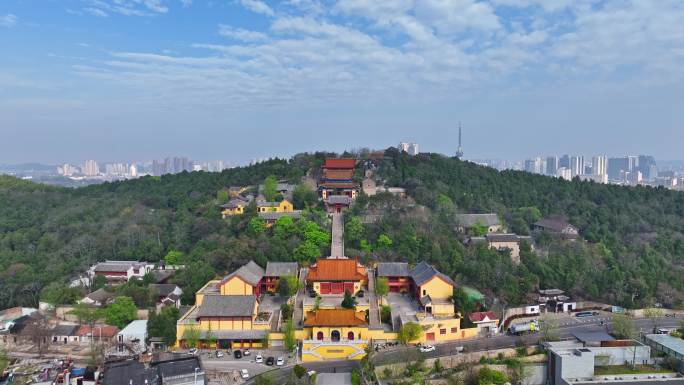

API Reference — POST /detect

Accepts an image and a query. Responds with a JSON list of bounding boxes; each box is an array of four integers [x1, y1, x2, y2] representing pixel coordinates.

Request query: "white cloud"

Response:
[[218, 24, 268, 42], [84, 7, 109, 17], [238, 0, 275, 16], [180, 0, 193, 6], [414, 0, 502, 33], [81, 0, 170, 17], [0, 13, 18, 27]]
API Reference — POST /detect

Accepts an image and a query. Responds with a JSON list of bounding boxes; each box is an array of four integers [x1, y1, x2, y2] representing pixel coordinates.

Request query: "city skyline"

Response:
[[1, 1, 683, 163]]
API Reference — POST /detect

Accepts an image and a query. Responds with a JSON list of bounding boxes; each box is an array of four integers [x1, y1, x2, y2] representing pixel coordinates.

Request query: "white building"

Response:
[[398, 142, 419, 155], [83, 160, 100, 176], [592, 155, 607, 176], [112, 320, 148, 357], [556, 167, 572, 181], [570, 156, 584, 177], [90, 260, 155, 283]]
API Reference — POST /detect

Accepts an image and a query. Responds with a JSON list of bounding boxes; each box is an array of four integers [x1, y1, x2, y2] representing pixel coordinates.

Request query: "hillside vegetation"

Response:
[[347, 149, 684, 308], [1, 149, 683, 309]]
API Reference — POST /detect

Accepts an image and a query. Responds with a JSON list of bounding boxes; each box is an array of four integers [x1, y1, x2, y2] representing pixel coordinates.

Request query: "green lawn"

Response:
[[594, 365, 673, 375]]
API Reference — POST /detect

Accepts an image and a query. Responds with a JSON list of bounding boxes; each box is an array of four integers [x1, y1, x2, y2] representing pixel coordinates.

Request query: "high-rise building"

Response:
[[637, 155, 657, 181], [545, 156, 559, 176], [398, 143, 419, 156], [524, 157, 543, 174], [83, 160, 100, 176], [557, 167, 572, 181], [559, 154, 570, 169], [129, 164, 138, 177], [608, 157, 629, 181], [570, 156, 584, 177], [592, 155, 607, 176]]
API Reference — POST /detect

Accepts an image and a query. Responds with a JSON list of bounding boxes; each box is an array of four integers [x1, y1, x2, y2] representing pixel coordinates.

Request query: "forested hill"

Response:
[[1, 149, 683, 310], [347, 149, 684, 309]]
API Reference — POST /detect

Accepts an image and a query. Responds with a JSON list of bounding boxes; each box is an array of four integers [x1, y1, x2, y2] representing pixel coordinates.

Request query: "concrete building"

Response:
[[557, 167, 572, 180], [592, 155, 607, 177], [83, 160, 100, 176], [90, 260, 155, 283], [546, 156, 559, 176], [398, 142, 419, 156], [454, 213, 502, 234], [466, 233, 533, 264], [112, 320, 148, 357], [570, 156, 585, 177]]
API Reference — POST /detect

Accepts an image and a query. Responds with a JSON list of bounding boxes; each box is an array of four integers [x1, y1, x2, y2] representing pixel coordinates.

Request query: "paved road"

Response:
[[372, 316, 682, 365], [330, 213, 344, 258], [367, 269, 381, 328], [244, 359, 359, 385]]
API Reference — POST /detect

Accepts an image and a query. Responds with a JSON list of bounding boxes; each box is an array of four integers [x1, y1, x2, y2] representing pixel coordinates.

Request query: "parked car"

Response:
[[215, 350, 224, 358], [308, 290, 317, 298], [420, 345, 436, 353], [265, 356, 275, 366], [307, 371, 317, 377], [243, 349, 251, 356], [233, 350, 242, 359], [276, 357, 284, 366], [188, 348, 198, 355], [357, 290, 365, 298], [255, 354, 263, 363], [240, 369, 249, 379]]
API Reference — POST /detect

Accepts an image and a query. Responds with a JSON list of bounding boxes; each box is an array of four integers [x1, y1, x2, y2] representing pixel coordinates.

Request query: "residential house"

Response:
[[410, 261, 456, 316], [149, 284, 183, 309], [77, 325, 119, 344], [318, 158, 359, 200], [79, 288, 115, 307], [466, 233, 533, 264], [257, 199, 295, 213], [227, 186, 247, 198], [153, 356, 206, 385], [217, 261, 264, 297], [50, 324, 80, 344], [468, 311, 499, 335], [258, 210, 302, 227], [91, 261, 154, 283], [219, 199, 248, 218], [534, 217, 579, 239], [376, 262, 411, 293], [454, 213, 502, 234], [261, 262, 299, 294], [307, 259, 367, 295], [111, 320, 148, 357], [0, 307, 37, 333]]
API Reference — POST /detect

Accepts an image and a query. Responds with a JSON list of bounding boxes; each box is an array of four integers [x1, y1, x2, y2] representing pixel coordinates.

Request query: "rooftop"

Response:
[[119, 320, 148, 336], [410, 261, 455, 286], [323, 158, 357, 169], [376, 262, 409, 277], [316, 373, 352, 385], [469, 311, 499, 323], [196, 295, 256, 318], [307, 259, 367, 282], [258, 211, 302, 221], [77, 325, 119, 338], [51, 324, 80, 336], [455, 213, 500, 227], [264, 262, 299, 277], [219, 261, 264, 286], [645, 334, 684, 356], [326, 195, 352, 205], [304, 309, 367, 327]]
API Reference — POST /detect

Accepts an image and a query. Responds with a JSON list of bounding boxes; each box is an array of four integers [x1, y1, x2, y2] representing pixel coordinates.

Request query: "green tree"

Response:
[[263, 175, 278, 201], [539, 313, 559, 342], [147, 306, 180, 347], [0, 346, 8, 372], [643, 307, 665, 332], [452, 287, 476, 316], [40, 282, 80, 308], [476, 367, 508, 385], [274, 215, 296, 238], [68, 302, 102, 325], [205, 324, 217, 348], [293, 240, 321, 263], [278, 275, 300, 297], [292, 183, 318, 209], [345, 216, 364, 245], [249, 217, 267, 235], [91, 275, 107, 291], [375, 277, 389, 298], [280, 303, 293, 320], [341, 290, 356, 309], [105, 296, 137, 329], [398, 322, 423, 344], [182, 326, 201, 349], [611, 314, 636, 340], [376, 234, 393, 250], [471, 220, 489, 236], [293, 364, 307, 379], [253, 373, 276, 385], [164, 250, 183, 266], [216, 190, 229, 204], [283, 318, 297, 352]]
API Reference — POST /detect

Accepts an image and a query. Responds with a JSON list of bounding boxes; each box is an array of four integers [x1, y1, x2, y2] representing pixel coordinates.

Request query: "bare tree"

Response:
[[643, 307, 664, 332], [24, 314, 51, 357]]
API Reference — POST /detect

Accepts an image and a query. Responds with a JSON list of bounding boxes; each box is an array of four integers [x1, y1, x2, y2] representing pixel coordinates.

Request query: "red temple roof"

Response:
[[307, 259, 367, 281], [324, 158, 357, 169]]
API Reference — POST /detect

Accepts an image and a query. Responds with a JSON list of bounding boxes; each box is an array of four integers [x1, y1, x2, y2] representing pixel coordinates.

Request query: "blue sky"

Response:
[[1, 0, 683, 164]]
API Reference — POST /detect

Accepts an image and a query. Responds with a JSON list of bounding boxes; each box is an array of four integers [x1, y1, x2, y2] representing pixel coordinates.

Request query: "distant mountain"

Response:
[[0, 163, 57, 172]]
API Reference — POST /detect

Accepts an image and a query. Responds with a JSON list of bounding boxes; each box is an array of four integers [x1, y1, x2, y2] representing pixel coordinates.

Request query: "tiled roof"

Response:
[[51, 324, 80, 336], [455, 213, 500, 227], [86, 288, 115, 303], [149, 284, 180, 297], [326, 195, 352, 205], [323, 169, 354, 180], [304, 309, 367, 327], [410, 261, 455, 286], [196, 295, 256, 318], [307, 259, 367, 282], [219, 261, 264, 286], [265, 262, 299, 277], [258, 211, 302, 221], [534, 217, 578, 232], [220, 198, 248, 209], [485, 233, 521, 242], [319, 182, 358, 189], [469, 311, 498, 323], [77, 325, 119, 338], [376, 262, 409, 277], [324, 158, 357, 169]]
